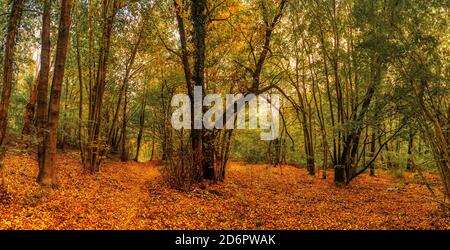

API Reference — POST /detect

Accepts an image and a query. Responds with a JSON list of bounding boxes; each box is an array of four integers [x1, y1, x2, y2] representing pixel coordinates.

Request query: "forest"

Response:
[[0, 0, 449, 230]]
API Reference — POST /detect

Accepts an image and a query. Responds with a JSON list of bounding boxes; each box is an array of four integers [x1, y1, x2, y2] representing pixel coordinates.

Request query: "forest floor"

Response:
[[0, 152, 449, 230]]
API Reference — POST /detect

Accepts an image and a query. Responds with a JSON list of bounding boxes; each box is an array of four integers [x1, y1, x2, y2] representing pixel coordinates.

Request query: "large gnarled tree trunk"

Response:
[[190, 0, 216, 180]]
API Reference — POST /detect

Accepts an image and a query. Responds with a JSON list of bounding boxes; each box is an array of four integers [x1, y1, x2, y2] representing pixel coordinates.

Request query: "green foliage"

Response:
[[230, 130, 269, 163]]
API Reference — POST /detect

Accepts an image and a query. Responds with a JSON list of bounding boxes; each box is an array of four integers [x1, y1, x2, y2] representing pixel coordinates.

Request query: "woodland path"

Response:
[[0, 153, 449, 229], [0, 153, 158, 229]]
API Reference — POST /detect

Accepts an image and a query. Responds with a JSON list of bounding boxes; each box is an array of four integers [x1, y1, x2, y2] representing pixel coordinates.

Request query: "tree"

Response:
[[36, 0, 52, 184], [21, 69, 39, 147], [85, 0, 123, 172], [134, 89, 147, 162], [0, 0, 25, 187], [37, 0, 73, 187]]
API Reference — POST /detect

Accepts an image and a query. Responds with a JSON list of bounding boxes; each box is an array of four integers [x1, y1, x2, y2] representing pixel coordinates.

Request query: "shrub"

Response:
[[160, 148, 201, 191]]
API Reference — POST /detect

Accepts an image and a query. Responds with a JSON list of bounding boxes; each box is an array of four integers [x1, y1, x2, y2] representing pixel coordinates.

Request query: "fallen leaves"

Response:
[[0, 153, 449, 230], [0, 153, 157, 229], [138, 162, 450, 230]]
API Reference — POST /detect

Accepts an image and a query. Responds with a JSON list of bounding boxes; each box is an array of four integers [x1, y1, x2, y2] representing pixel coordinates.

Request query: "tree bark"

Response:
[[406, 132, 414, 170], [38, 0, 73, 187], [36, 0, 52, 185], [75, 4, 85, 167], [21, 71, 40, 147], [0, 0, 24, 186], [173, 0, 203, 179], [120, 82, 129, 162], [149, 140, 155, 161], [135, 96, 146, 162], [370, 129, 376, 176], [190, 0, 215, 180], [335, 56, 383, 185], [86, 0, 121, 172]]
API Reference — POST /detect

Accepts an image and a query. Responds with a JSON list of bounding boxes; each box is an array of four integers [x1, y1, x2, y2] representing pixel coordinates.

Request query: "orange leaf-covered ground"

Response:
[[0, 152, 448, 229]]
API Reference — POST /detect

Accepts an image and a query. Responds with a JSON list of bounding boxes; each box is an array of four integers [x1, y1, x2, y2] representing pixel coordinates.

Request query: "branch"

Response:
[[347, 123, 405, 183], [233, 59, 255, 76], [155, 26, 181, 58]]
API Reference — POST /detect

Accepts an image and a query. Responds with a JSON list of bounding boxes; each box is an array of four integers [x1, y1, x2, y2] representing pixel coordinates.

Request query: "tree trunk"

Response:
[[334, 56, 383, 185], [190, 0, 215, 180], [107, 83, 126, 153], [86, 0, 120, 173], [149, 140, 155, 161], [75, 6, 85, 167], [370, 129, 376, 176], [202, 131, 216, 180], [120, 82, 129, 162], [134, 131, 143, 162], [134, 97, 146, 162], [38, 0, 72, 187], [36, 0, 52, 185], [303, 121, 315, 175], [406, 132, 414, 170], [0, 0, 24, 186], [21, 71, 40, 147], [173, 0, 202, 180], [334, 165, 346, 185]]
